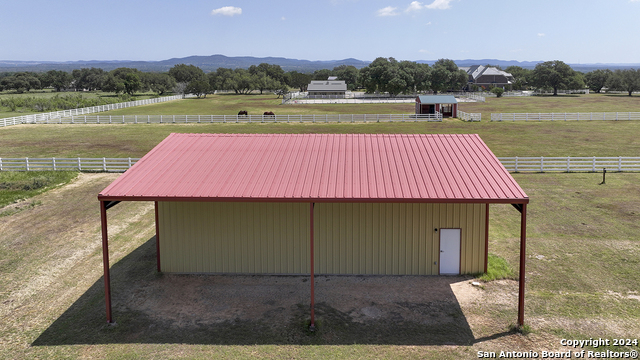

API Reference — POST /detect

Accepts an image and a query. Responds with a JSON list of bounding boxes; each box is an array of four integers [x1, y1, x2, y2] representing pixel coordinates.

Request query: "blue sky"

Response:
[[1, 0, 639, 64]]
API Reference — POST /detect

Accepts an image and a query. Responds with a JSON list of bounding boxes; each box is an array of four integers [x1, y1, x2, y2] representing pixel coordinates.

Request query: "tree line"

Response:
[[1, 59, 638, 97], [503, 61, 640, 96]]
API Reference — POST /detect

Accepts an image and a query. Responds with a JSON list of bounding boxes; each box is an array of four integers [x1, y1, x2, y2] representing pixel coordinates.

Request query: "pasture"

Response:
[[0, 93, 639, 359]]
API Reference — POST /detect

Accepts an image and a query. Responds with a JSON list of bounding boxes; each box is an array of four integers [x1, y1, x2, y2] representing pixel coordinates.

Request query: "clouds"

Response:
[[538, 33, 545, 37], [211, 6, 242, 17], [377, 6, 399, 16], [377, 0, 453, 16]]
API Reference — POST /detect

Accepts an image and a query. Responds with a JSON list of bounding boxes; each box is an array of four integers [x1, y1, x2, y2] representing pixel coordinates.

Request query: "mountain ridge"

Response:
[[1, 55, 638, 73]]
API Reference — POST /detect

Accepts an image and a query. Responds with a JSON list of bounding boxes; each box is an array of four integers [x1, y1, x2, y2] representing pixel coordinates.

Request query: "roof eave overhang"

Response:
[[98, 194, 529, 204]]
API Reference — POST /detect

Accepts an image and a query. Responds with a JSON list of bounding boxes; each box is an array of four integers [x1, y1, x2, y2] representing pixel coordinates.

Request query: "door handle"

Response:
[[440, 250, 444, 253]]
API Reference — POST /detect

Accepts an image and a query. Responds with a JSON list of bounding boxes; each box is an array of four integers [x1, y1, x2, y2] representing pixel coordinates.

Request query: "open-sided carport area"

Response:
[[98, 133, 529, 329]]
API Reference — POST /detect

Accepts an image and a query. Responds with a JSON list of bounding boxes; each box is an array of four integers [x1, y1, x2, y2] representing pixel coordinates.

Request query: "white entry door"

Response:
[[439, 229, 461, 275]]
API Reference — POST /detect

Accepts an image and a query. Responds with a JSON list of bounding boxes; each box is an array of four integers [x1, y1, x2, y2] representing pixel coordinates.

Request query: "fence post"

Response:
[[566, 157, 570, 172], [78, 157, 81, 171], [619, 156, 622, 171], [592, 156, 596, 172], [540, 157, 544, 172], [0, 158, 2, 171], [103, 157, 107, 172], [616, 112, 618, 121], [515, 156, 518, 172], [128, 157, 132, 169], [26, 157, 30, 171], [53, 157, 56, 171]]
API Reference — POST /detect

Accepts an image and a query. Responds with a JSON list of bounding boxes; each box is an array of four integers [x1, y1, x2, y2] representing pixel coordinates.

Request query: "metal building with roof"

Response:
[[98, 133, 530, 328], [307, 80, 347, 97], [415, 95, 458, 118]]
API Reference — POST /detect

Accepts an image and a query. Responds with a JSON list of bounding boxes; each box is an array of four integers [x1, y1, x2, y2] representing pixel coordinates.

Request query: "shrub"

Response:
[[490, 87, 505, 97]]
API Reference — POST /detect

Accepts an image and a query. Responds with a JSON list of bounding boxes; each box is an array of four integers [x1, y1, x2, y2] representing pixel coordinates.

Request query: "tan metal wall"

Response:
[[158, 202, 485, 275], [314, 203, 485, 275], [158, 202, 310, 274]]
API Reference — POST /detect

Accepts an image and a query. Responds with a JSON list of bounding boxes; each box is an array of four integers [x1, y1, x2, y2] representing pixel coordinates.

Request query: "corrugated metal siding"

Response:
[[159, 201, 485, 275], [315, 203, 486, 275], [158, 202, 310, 274]]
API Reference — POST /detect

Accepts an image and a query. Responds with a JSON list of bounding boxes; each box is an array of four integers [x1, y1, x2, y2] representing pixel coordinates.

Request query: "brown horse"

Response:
[[238, 110, 248, 116]]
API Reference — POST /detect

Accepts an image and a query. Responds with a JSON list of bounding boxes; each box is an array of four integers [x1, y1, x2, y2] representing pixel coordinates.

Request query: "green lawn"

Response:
[[1, 120, 639, 158], [460, 93, 640, 121], [101, 93, 414, 116], [1, 92, 639, 359]]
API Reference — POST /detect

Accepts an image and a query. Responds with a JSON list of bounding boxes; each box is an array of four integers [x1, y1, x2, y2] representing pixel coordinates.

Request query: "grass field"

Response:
[[95, 93, 640, 121], [1, 120, 639, 158], [1, 93, 639, 359], [0, 172, 637, 359]]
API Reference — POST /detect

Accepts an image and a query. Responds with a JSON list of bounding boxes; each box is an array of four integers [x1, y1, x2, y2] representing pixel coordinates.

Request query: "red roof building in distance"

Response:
[[99, 133, 528, 204]]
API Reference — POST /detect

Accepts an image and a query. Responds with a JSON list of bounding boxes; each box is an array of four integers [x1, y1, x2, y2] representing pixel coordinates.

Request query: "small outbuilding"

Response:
[[98, 133, 529, 328], [415, 95, 458, 118], [307, 80, 347, 97]]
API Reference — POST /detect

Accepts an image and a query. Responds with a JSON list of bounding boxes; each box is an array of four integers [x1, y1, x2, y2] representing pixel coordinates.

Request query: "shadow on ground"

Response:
[[34, 237, 478, 346]]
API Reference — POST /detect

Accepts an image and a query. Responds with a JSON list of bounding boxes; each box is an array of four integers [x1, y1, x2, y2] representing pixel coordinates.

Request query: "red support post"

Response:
[[100, 201, 114, 324], [155, 201, 161, 272], [309, 202, 315, 331], [517, 203, 527, 327], [484, 203, 490, 273]]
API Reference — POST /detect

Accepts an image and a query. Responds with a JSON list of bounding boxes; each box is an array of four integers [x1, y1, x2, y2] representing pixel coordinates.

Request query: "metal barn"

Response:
[[98, 133, 529, 327], [415, 95, 458, 118]]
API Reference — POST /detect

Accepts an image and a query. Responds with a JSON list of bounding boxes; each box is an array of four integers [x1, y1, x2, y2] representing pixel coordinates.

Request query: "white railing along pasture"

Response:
[[500, 156, 640, 172], [457, 111, 481, 122], [0, 157, 140, 172], [447, 92, 486, 102], [46, 113, 444, 123], [0, 94, 196, 127], [288, 98, 416, 104], [491, 112, 640, 121], [2, 156, 640, 173]]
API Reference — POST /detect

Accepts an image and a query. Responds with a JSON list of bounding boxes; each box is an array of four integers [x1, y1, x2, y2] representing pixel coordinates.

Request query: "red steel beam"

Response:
[[484, 203, 489, 273], [100, 201, 113, 323], [309, 202, 315, 331], [517, 203, 527, 327], [155, 201, 161, 272]]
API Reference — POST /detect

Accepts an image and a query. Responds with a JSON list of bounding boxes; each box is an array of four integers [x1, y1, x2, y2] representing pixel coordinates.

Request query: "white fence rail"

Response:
[[41, 113, 443, 124], [0, 94, 195, 127], [0, 157, 140, 172], [446, 92, 486, 102], [2, 156, 640, 173], [491, 112, 640, 121], [458, 111, 481, 122], [500, 157, 640, 172]]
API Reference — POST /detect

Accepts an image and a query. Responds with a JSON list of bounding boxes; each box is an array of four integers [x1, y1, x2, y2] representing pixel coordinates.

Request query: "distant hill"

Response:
[[0, 55, 370, 73], [0, 55, 638, 73]]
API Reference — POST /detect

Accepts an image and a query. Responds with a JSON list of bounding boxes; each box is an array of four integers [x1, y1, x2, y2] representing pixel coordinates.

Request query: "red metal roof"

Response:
[[98, 133, 528, 203]]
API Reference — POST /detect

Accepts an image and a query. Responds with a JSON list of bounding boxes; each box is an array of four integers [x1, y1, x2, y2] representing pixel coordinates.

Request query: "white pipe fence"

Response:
[[491, 112, 640, 121], [0, 94, 196, 127], [2, 156, 640, 173], [0, 157, 140, 172], [457, 111, 481, 122], [287, 98, 416, 104], [500, 156, 640, 172], [33, 113, 444, 124]]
